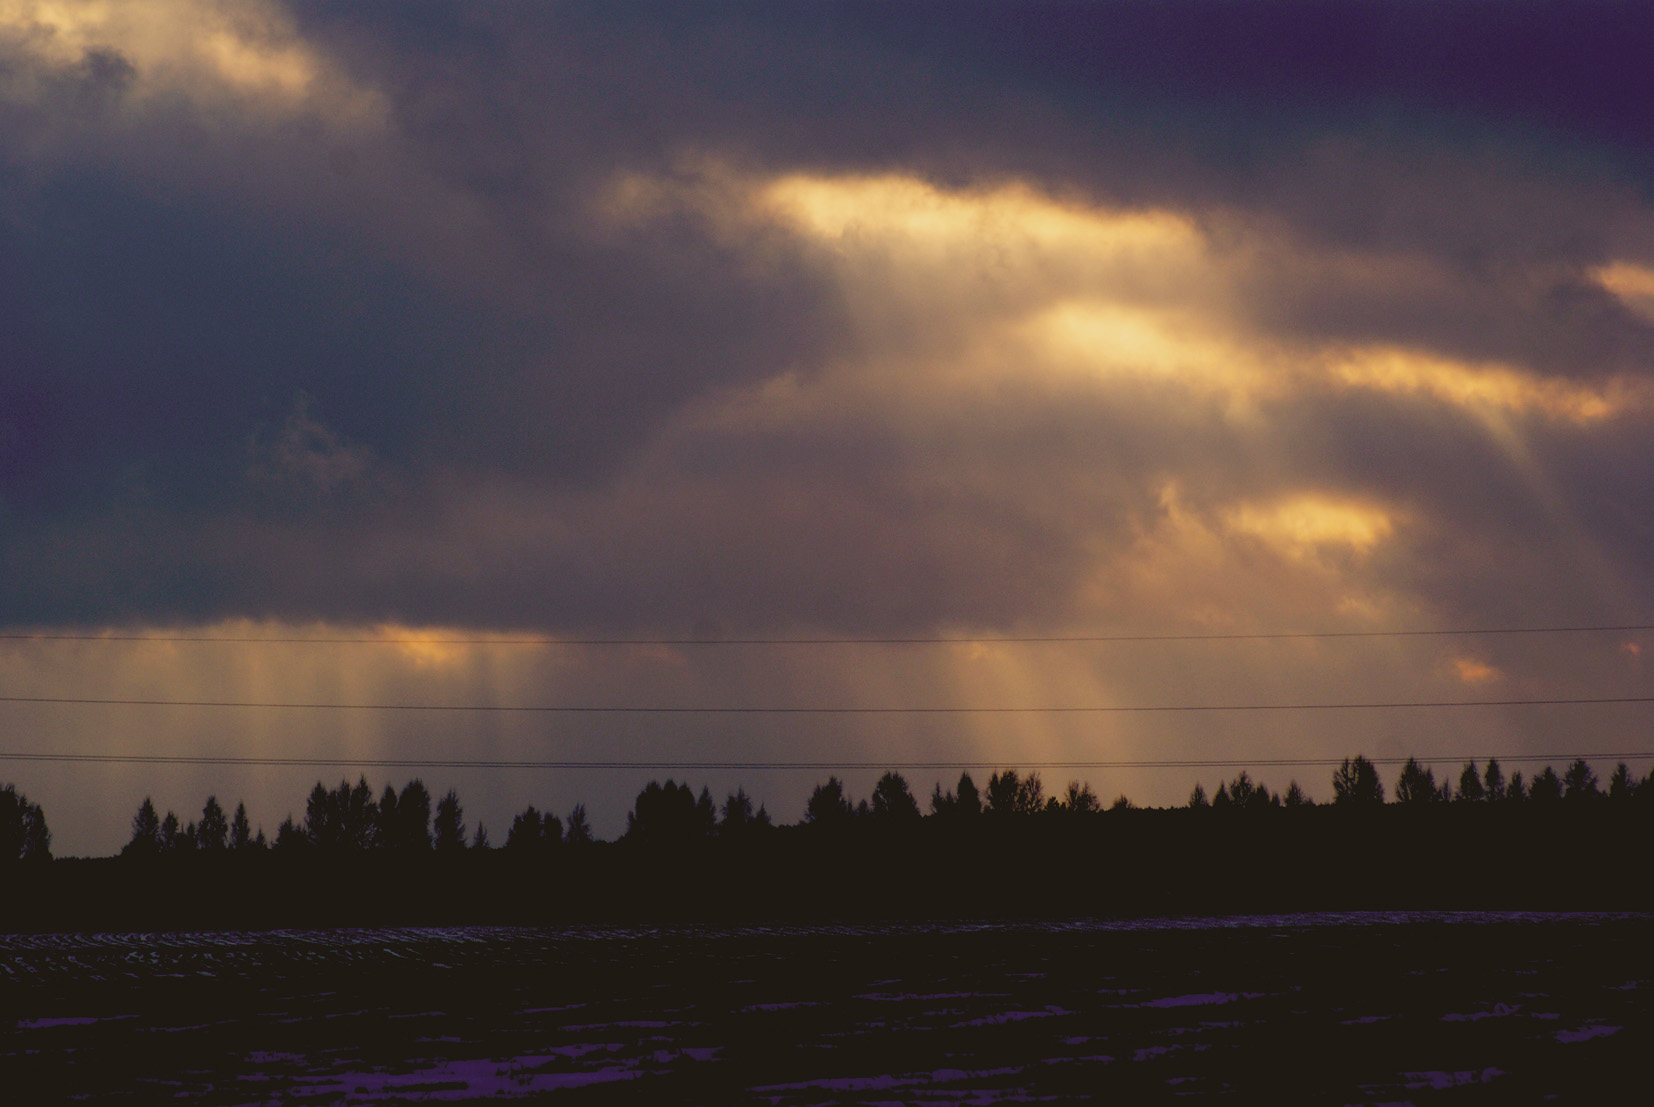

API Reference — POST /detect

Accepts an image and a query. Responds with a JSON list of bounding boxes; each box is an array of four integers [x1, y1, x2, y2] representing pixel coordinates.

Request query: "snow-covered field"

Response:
[[1, 913, 1647, 1103]]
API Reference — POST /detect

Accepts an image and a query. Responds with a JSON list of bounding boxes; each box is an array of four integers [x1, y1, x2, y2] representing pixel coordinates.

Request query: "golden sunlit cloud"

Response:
[[1019, 299, 1269, 405], [1447, 656, 1503, 686], [0, 0, 383, 121], [754, 171, 1200, 264], [607, 162, 1650, 428], [1591, 260, 1654, 323], [1222, 494, 1398, 558], [380, 628, 480, 671], [1325, 346, 1644, 423]]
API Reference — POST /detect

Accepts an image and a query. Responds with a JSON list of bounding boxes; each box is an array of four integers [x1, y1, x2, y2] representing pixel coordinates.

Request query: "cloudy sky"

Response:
[[5, 1, 1654, 854]]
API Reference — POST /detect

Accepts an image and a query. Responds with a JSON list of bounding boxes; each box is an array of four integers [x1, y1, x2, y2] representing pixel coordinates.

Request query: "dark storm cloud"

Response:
[[4, 0, 1654, 635]]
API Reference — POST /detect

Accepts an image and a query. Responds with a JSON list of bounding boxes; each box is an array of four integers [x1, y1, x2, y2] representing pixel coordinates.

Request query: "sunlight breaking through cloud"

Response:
[[0, 0, 383, 121], [7, 6, 1654, 855], [610, 162, 1650, 430], [1221, 495, 1398, 559], [1591, 260, 1654, 324]]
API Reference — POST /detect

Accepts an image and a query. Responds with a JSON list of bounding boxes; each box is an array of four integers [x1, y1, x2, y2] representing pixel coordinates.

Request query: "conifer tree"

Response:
[[1332, 756, 1385, 806], [230, 802, 254, 850], [565, 803, 592, 845], [1457, 762, 1485, 802], [198, 796, 230, 851], [125, 797, 163, 858], [434, 789, 467, 851], [1483, 758, 1507, 802]]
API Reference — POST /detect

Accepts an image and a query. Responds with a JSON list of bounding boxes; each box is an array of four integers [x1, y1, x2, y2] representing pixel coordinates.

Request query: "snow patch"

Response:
[[1143, 992, 1262, 1008], [1442, 1002, 1520, 1022]]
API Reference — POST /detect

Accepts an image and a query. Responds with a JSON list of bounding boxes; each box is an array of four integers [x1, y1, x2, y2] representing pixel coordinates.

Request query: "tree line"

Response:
[[2, 754, 1650, 864], [1190, 755, 1646, 810]]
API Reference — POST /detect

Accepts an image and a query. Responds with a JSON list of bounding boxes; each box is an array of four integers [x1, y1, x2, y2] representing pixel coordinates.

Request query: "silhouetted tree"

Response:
[[1483, 758, 1506, 803], [1609, 762, 1637, 802], [434, 789, 467, 851], [1456, 762, 1485, 802], [345, 777, 377, 848], [565, 803, 593, 845], [504, 805, 562, 849], [1188, 782, 1209, 809], [1225, 771, 1277, 810], [304, 783, 334, 849], [506, 806, 545, 851], [1562, 759, 1600, 802], [1212, 781, 1232, 809], [1529, 765, 1563, 804], [22, 802, 49, 863], [1283, 780, 1309, 807], [394, 780, 434, 851], [1063, 780, 1100, 814], [934, 773, 983, 817], [1018, 772, 1045, 814], [1505, 770, 1527, 803], [198, 796, 229, 851], [0, 784, 49, 863], [1395, 758, 1439, 806], [871, 772, 921, 822], [0, 786, 27, 861], [804, 777, 854, 827], [274, 816, 307, 852], [160, 810, 184, 852], [985, 770, 1045, 816], [471, 822, 490, 850], [720, 787, 771, 836], [376, 785, 398, 847], [229, 802, 254, 850], [695, 786, 718, 836], [986, 770, 1021, 816], [1108, 793, 1133, 811], [929, 781, 956, 816], [302, 778, 378, 851], [626, 780, 711, 843], [124, 797, 162, 858], [1333, 756, 1385, 806], [365, 780, 432, 851]]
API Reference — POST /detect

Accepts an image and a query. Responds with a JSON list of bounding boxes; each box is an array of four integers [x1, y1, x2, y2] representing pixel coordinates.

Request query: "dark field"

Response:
[[1, 913, 1648, 1104]]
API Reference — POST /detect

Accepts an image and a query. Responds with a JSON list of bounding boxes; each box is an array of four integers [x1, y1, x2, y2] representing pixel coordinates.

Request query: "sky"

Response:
[[5, 1, 1654, 855]]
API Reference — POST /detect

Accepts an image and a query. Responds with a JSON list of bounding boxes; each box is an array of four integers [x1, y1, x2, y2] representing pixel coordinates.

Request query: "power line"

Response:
[[4, 694, 1654, 713], [1, 752, 1648, 770], [3, 624, 1653, 646]]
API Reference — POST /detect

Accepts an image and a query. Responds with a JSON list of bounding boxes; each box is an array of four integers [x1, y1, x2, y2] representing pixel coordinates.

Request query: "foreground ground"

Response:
[[1, 913, 1648, 1103]]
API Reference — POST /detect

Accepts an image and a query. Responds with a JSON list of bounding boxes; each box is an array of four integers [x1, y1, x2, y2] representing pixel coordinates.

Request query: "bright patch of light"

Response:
[[1326, 347, 1639, 423], [1223, 495, 1397, 557], [1447, 657, 1503, 686], [755, 172, 1199, 262], [0, 0, 382, 120], [1024, 299, 1259, 394], [1592, 260, 1654, 323]]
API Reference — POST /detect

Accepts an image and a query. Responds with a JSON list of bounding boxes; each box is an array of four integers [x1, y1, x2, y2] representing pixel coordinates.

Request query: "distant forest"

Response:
[[2, 754, 1651, 864], [3, 756, 1650, 928]]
